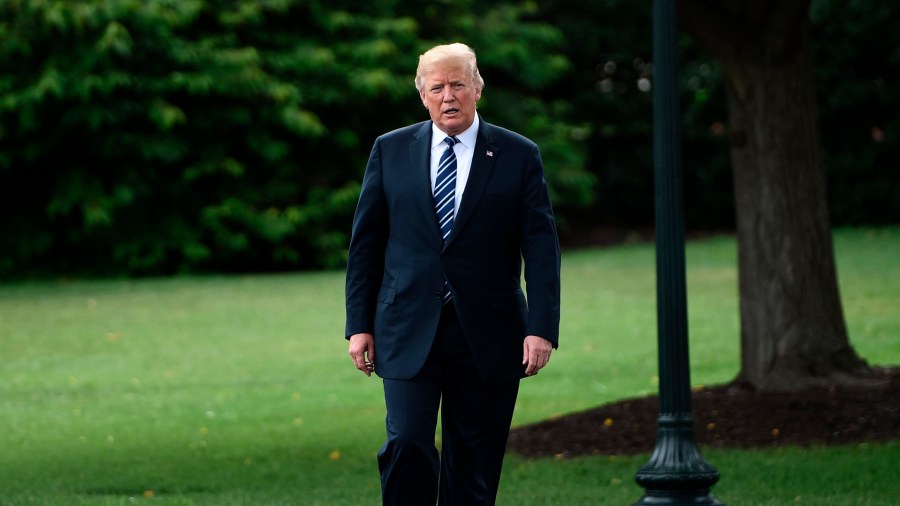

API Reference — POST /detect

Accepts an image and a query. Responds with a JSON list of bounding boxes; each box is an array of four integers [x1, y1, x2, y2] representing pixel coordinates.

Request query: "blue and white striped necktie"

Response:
[[434, 136, 458, 303]]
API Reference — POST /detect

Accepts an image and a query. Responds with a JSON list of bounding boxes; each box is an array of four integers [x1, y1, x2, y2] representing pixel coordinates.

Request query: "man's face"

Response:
[[419, 64, 482, 136]]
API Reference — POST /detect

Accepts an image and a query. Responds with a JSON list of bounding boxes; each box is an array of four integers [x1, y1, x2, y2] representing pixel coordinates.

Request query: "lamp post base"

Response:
[[633, 489, 725, 505], [633, 416, 724, 505]]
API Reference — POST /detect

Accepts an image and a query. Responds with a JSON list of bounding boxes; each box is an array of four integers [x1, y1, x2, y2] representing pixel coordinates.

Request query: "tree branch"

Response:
[[764, 0, 812, 59], [679, 0, 758, 101], [768, 0, 812, 37], [678, 0, 742, 63]]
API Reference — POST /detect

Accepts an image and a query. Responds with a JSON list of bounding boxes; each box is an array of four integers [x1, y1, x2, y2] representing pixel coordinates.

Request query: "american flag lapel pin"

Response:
[[486, 150, 493, 157]]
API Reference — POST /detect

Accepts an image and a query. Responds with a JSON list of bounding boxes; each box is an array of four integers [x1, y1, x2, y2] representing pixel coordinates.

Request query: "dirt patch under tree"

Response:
[[507, 367, 898, 458]]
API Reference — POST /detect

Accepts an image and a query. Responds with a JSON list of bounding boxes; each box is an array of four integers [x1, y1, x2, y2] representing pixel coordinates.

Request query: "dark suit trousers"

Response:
[[378, 301, 520, 506]]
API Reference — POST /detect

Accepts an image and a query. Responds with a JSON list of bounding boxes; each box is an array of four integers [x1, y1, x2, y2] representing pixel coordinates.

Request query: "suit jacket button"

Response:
[[434, 292, 442, 299]]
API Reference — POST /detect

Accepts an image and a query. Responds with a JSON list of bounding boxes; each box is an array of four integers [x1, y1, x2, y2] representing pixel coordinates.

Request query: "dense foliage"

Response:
[[811, 0, 900, 225], [0, 0, 896, 278], [0, 0, 588, 277], [538, 0, 899, 233]]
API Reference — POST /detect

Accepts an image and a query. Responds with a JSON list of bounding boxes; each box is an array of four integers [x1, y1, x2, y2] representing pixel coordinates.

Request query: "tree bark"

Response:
[[680, 0, 872, 391]]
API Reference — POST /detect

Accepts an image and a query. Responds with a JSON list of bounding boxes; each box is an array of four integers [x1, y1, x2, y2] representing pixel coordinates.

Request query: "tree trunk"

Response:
[[681, 1, 872, 391]]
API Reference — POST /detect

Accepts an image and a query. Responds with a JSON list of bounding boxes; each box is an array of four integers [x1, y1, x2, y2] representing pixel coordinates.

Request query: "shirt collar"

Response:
[[431, 114, 480, 149]]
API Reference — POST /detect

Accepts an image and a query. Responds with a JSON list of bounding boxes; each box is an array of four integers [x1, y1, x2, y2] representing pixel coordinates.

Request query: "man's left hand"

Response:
[[522, 335, 553, 376]]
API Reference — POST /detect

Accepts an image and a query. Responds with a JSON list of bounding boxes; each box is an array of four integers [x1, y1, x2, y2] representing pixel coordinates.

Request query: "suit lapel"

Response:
[[409, 122, 444, 245], [445, 120, 498, 248]]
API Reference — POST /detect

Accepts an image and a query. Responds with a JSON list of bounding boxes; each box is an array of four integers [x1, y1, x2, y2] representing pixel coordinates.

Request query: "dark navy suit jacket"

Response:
[[345, 118, 560, 383]]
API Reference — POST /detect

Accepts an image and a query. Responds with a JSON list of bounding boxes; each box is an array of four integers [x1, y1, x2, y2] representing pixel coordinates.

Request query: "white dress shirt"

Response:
[[430, 114, 479, 214]]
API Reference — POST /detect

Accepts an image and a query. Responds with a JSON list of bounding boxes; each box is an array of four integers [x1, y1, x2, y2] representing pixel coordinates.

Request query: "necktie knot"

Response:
[[444, 136, 458, 148]]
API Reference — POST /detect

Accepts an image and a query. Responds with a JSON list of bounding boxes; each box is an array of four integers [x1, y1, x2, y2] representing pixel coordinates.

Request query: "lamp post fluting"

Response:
[[633, 1, 724, 504]]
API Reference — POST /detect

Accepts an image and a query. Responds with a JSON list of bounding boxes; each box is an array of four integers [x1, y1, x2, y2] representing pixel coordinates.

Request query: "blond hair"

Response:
[[414, 43, 484, 92]]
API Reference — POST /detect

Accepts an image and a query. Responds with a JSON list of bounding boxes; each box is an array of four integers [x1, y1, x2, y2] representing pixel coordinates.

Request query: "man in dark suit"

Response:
[[345, 42, 561, 505]]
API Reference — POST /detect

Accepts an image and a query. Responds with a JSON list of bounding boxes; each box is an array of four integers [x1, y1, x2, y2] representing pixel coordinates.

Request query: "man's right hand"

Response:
[[348, 333, 376, 377]]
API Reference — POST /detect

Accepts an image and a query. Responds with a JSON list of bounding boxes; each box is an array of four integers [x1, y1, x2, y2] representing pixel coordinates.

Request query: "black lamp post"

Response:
[[633, 1, 724, 504]]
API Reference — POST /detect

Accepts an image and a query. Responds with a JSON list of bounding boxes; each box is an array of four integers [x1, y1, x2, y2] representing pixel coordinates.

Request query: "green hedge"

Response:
[[0, 0, 591, 277]]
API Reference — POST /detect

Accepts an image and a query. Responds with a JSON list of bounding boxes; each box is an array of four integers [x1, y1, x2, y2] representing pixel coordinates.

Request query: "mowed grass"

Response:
[[0, 227, 897, 505]]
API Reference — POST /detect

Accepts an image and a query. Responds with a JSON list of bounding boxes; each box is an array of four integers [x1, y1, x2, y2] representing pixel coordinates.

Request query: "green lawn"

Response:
[[1, 227, 897, 505]]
